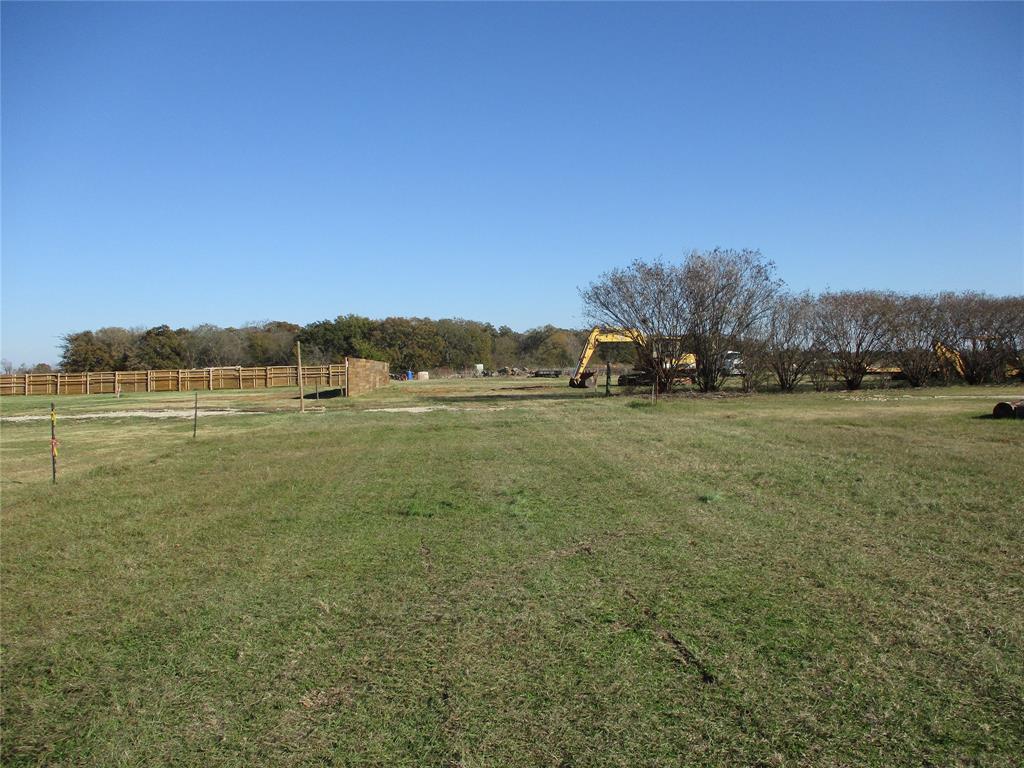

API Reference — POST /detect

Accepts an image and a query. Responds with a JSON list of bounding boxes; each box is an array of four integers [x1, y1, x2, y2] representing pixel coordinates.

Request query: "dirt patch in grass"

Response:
[[1, 409, 267, 422], [363, 405, 508, 414]]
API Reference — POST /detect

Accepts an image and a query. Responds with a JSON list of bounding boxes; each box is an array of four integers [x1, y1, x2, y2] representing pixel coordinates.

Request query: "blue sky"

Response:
[[2, 1, 1021, 365]]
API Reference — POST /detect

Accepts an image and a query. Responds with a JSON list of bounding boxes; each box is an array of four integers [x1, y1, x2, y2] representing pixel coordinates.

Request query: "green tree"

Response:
[[436, 318, 493, 370], [60, 327, 136, 371], [60, 331, 107, 372], [130, 325, 187, 370], [246, 321, 299, 366], [297, 315, 381, 362], [370, 317, 444, 371]]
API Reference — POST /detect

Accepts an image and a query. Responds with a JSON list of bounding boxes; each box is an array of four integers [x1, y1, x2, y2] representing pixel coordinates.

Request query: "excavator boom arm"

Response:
[[934, 340, 966, 379], [569, 328, 640, 387]]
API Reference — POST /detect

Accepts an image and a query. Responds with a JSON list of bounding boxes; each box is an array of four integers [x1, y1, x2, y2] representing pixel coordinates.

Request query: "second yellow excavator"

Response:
[[933, 339, 1022, 381], [568, 327, 696, 387]]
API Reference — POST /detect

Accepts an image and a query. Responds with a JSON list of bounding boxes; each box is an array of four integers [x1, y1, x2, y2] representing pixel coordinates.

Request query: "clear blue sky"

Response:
[[2, 1, 1022, 365]]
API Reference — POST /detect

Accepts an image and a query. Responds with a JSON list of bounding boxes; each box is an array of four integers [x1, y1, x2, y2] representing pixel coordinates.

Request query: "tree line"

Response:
[[13, 251, 1021, 391], [46, 319, 608, 375], [582, 249, 1023, 392]]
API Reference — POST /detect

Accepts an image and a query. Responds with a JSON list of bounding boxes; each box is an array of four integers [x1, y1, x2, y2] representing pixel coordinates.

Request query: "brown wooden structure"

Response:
[[0, 358, 389, 397]]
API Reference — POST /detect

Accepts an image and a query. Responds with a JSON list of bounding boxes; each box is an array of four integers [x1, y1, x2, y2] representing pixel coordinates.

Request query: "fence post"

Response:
[[50, 402, 57, 484], [296, 342, 305, 412], [344, 357, 350, 397]]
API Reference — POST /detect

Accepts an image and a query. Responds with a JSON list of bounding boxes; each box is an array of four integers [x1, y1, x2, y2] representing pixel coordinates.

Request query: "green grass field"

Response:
[[2, 379, 1022, 766]]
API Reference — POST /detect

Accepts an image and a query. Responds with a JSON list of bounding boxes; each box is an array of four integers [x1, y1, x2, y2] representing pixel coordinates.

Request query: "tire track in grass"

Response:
[[624, 588, 717, 685], [418, 538, 463, 766]]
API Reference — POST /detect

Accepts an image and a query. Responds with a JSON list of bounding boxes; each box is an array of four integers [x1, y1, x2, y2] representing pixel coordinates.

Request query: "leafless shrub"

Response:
[[1000, 296, 1024, 380], [580, 259, 690, 393], [738, 336, 771, 392], [807, 351, 837, 391], [813, 291, 892, 390], [682, 249, 782, 392], [935, 292, 1015, 384], [883, 294, 941, 387], [764, 293, 816, 391]]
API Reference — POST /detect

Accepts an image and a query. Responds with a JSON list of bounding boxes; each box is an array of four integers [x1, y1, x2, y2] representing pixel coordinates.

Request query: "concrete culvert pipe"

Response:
[[992, 400, 1024, 419]]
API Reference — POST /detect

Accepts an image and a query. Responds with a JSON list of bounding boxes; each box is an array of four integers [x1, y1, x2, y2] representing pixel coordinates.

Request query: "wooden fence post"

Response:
[[50, 402, 57, 484], [296, 342, 305, 412]]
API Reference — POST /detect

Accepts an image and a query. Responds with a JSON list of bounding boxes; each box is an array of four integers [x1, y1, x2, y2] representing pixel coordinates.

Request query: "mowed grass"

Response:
[[1, 380, 1022, 766]]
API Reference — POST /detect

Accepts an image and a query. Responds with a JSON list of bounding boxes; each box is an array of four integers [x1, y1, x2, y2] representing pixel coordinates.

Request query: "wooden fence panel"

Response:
[[59, 373, 87, 395], [0, 359, 388, 398], [118, 371, 148, 393]]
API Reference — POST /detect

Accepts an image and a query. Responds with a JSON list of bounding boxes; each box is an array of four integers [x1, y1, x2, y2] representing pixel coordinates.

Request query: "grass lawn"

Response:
[[2, 379, 1022, 766]]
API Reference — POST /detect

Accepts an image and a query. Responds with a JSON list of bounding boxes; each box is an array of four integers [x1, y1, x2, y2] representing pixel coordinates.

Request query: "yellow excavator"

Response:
[[933, 339, 1022, 381], [934, 340, 967, 379], [568, 327, 696, 388]]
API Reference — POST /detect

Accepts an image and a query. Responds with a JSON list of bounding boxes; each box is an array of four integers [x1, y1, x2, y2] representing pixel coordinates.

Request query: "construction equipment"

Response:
[[568, 327, 696, 388], [934, 340, 1021, 381], [934, 340, 967, 379]]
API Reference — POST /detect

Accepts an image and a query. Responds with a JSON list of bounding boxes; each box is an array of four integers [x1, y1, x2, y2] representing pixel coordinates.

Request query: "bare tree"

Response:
[[764, 293, 816, 391], [999, 296, 1024, 380], [807, 351, 839, 391], [813, 291, 891, 390], [935, 292, 1012, 384], [182, 324, 247, 368], [738, 336, 771, 392], [580, 259, 690, 393], [682, 249, 782, 392], [883, 293, 941, 387]]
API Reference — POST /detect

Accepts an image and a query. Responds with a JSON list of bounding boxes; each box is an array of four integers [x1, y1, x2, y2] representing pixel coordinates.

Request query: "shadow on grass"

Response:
[[293, 388, 344, 400], [421, 391, 600, 405]]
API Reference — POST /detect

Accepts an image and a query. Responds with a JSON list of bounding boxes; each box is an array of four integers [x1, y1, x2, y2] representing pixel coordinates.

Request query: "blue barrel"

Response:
[[407, 370, 414, 380]]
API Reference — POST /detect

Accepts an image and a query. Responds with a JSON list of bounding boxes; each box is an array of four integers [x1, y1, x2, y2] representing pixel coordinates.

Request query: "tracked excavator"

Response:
[[568, 327, 697, 388], [933, 340, 1022, 381]]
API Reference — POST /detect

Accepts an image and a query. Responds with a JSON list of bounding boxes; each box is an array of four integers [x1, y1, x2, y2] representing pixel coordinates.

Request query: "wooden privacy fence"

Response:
[[0, 358, 390, 397]]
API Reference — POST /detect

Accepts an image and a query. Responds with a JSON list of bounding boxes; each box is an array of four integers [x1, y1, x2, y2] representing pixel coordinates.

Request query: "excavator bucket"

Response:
[[569, 371, 597, 388]]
